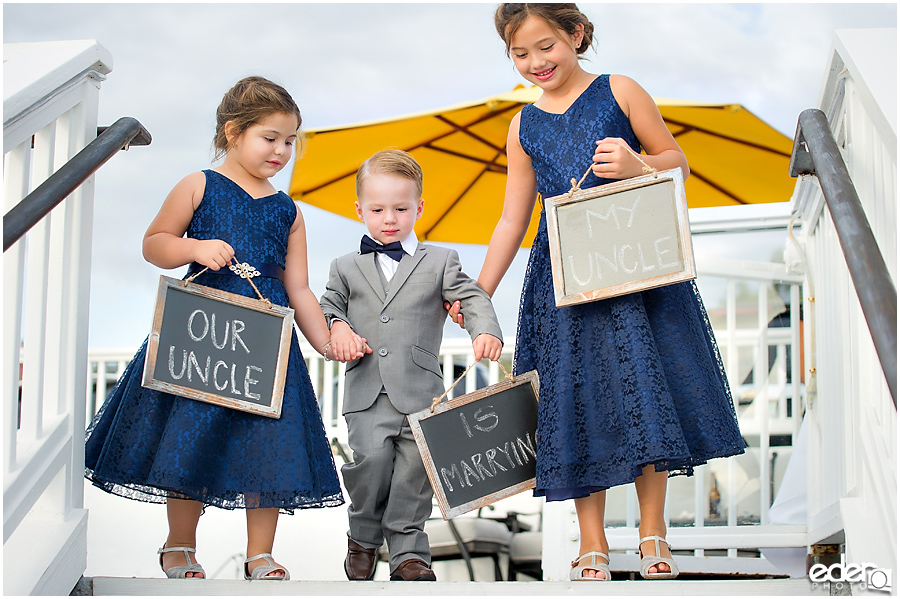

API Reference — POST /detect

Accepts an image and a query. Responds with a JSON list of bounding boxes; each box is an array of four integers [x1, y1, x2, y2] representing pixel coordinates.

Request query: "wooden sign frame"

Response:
[[142, 275, 294, 418], [408, 370, 540, 520], [545, 168, 696, 307]]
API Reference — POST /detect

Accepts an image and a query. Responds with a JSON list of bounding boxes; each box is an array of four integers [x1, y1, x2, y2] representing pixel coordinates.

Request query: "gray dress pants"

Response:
[[342, 393, 433, 569]]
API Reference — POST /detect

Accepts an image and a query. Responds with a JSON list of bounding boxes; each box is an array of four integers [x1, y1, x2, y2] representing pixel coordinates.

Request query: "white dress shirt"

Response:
[[371, 230, 419, 281]]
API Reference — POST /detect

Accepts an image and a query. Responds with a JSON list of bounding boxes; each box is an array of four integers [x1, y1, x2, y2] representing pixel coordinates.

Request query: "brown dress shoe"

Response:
[[389, 558, 436, 581], [344, 538, 377, 581]]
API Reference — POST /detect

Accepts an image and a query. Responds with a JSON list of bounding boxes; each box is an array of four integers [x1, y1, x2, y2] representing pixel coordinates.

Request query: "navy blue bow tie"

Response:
[[360, 235, 404, 262]]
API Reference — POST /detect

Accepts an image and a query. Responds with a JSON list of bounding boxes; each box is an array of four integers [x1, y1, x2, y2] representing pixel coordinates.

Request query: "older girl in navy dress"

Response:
[[451, 4, 745, 581], [85, 77, 364, 581]]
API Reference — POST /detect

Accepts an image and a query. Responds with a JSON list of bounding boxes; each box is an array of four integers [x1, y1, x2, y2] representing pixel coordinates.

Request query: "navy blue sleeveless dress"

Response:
[[515, 75, 745, 501], [85, 170, 344, 512]]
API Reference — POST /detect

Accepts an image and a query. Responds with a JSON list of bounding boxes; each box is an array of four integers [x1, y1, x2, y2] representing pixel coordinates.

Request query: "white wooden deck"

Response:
[[88, 578, 827, 596]]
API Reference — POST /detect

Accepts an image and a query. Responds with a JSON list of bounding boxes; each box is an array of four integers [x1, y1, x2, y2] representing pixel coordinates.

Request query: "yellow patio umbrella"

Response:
[[289, 85, 794, 247]]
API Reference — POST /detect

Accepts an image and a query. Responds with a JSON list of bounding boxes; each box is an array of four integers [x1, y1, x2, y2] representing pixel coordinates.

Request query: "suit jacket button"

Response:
[[378, 347, 388, 356], [380, 314, 389, 323]]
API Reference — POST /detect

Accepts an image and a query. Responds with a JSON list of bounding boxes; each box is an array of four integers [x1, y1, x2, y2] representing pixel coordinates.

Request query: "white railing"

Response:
[[86, 338, 515, 441], [86, 255, 806, 580], [3, 40, 111, 596], [540, 256, 806, 579], [790, 28, 896, 575]]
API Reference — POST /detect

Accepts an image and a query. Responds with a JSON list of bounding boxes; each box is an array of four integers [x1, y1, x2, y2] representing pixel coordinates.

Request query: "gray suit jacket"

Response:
[[320, 243, 503, 415]]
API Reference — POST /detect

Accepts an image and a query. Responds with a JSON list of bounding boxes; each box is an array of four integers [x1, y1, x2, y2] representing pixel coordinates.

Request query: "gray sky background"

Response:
[[4, 2, 896, 348]]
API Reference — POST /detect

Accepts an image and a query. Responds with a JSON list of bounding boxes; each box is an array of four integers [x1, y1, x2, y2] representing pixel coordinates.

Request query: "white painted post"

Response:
[[757, 282, 771, 525], [3, 141, 30, 472], [694, 464, 705, 557], [790, 283, 802, 438], [726, 278, 739, 558]]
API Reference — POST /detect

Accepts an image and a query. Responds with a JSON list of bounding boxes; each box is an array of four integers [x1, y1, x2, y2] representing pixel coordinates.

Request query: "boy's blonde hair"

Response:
[[356, 150, 423, 199]]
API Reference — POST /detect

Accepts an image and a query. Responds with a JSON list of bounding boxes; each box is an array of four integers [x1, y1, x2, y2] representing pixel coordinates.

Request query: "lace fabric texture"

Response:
[[84, 170, 344, 512], [515, 75, 745, 501]]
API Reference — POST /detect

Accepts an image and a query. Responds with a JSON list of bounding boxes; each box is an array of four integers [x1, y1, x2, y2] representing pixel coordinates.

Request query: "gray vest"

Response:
[[374, 256, 390, 298]]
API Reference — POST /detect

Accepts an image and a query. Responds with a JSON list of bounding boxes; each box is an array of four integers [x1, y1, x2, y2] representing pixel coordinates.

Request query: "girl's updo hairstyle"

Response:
[[213, 76, 302, 161], [494, 3, 595, 57]]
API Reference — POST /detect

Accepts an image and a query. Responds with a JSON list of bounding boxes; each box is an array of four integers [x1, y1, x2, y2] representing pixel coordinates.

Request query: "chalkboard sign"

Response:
[[545, 168, 696, 307], [408, 370, 539, 519], [142, 275, 294, 418]]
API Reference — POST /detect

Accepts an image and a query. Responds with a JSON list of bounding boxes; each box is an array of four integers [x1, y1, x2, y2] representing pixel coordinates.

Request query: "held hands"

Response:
[[473, 334, 503, 362], [328, 320, 372, 363], [443, 302, 499, 360], [192, 239, 235, 270], [592, 137, 646, 180], [444, 300, 466, 330]]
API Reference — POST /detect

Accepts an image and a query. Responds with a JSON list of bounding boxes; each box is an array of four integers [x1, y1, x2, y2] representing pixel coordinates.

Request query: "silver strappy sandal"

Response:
[[244, 553, 290, 581], [639, 535, 679, 579], [569, 551, 611, 581], [158, 545, 206, 579]]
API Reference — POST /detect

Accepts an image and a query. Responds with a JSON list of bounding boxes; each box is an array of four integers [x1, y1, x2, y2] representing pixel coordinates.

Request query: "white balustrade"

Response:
[[3, 40, 111, 596], [86, 261, 807, 580], [539, 257, 806, 579], [790, 29, 896, 575]]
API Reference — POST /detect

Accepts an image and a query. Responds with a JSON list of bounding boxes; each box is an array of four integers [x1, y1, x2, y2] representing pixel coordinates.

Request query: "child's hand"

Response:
[[192, 239, 235, 270], [444, 300, 466, 330], [329, 320, 372, 362], [591, 137, 645, 180], [473, 333, 502, 362], [349, 334, 373, 360]]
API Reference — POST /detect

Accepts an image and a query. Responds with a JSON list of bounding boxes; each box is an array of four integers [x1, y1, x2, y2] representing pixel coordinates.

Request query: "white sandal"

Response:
[[158, 545, 206, 579], [244, 553, 290, 581], [639, 535, 679, 579], [569, 551, 611, 581]]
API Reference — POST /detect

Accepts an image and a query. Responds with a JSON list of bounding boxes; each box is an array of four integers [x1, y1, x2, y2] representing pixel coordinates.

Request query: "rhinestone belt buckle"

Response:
[[229, 261, 261, 280]]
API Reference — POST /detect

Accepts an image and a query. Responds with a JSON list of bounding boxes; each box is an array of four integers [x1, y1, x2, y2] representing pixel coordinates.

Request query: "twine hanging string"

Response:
[[567, 164, 594, 198], [183, 266, 208, 284], [429, 359, 515, 413], [567, 146, 658, 197], [183, 255, 272, 308]]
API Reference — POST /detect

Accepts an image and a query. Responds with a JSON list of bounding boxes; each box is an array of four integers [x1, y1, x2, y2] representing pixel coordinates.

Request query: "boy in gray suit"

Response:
[[321, 150, 503, 581]]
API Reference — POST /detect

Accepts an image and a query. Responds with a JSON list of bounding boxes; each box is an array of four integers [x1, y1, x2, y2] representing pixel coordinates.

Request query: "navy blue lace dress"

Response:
[[515, 75, 745, 501], [85, 170, 344, 512]]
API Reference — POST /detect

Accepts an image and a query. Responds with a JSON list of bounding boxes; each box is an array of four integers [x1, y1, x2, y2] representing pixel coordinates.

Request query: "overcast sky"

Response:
[[4, 2, 896, 349]]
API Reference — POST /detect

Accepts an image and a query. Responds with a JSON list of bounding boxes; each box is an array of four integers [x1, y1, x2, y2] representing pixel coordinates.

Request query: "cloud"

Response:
[[579, 3, 895, 135]]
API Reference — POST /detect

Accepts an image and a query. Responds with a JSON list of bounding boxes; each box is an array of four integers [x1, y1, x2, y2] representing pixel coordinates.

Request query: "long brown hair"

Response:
[[494, 3, 595, 57], [213, 76, 302, 161]]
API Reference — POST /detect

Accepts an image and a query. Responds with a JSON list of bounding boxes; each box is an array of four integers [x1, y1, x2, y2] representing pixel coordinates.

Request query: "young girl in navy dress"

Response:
[[85, 77, 365, 581], [450, 4, 745, 581]]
